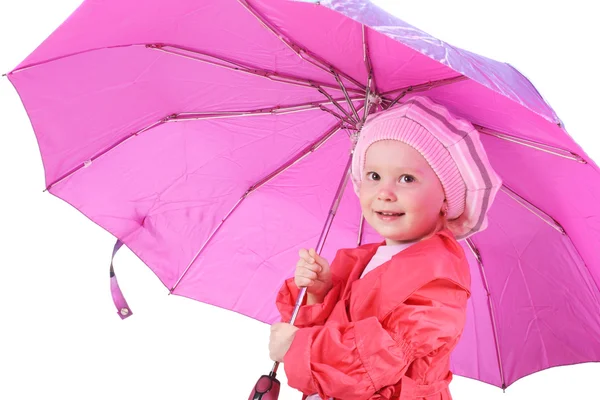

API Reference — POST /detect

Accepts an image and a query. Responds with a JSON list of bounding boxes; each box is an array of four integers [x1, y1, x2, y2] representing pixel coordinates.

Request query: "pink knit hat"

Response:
[[351, 95, 502, 240]]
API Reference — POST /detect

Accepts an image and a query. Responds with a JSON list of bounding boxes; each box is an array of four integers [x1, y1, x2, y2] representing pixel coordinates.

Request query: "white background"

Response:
[[1, 1, 599, 399]]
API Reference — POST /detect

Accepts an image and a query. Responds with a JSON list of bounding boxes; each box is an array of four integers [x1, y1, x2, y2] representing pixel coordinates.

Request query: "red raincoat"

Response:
[[276, 229, 471, 400]]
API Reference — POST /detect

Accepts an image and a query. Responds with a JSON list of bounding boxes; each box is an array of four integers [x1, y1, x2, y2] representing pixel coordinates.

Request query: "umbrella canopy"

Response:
[[7, 0, 600, 390]]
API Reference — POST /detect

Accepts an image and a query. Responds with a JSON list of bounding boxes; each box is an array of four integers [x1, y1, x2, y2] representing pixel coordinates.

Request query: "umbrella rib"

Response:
[[362, 24, 377, 94], [318, 105, 357, 127], [475, 125, 587, 163], [465, 238, 507, 390], [169, 121, 346, 293], [237, 0, 366, 91], [8, 41, 363, 97], [361, 83, 381, 125], [332, 70, 361, 122], [379, 78, 585, 164], [362, 71, 372, 123], [8, 43, 143, 74], [43, 97, 362, 191], [313, 84, 359, 125], [383, 93, 407, 110], [170, 97, 364, 121], [44, 118, 167, 192], [359, 28, 385, 124], [500, 184, 566, 234], [381, 75, 468, 102], [500, 184, 600, 308], [500, 185, 600, 314], [357, 215, 365, 246], [147, 44, 363, 95]]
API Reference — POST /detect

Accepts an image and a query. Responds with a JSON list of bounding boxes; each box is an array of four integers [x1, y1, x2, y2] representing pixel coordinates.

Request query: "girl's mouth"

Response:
[[375, 211, 405, 221]]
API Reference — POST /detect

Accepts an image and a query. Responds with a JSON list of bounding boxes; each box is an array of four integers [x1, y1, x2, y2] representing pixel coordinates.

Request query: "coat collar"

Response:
[[339, 228, 462, 289], [353, 228, 456, 260]]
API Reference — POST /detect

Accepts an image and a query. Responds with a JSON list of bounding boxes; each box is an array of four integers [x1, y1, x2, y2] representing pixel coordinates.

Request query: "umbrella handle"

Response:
[[249, 371, 281, 400]]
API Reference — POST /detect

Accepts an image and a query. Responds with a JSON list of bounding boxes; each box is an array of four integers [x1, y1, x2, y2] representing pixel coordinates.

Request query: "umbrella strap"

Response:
[[109, 239, 133, 319]]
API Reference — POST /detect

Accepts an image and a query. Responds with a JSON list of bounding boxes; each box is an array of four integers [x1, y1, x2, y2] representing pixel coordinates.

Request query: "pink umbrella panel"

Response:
[[7, 0, 600, 390]]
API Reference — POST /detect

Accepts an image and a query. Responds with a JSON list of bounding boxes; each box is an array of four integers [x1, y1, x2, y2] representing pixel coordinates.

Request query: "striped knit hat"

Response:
[[351, 95, 502, 240]]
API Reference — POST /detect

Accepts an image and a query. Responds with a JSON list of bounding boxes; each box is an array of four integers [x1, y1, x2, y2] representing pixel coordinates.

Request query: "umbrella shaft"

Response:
[[291, 155, 352, 324], [271, 153, 354, 375]]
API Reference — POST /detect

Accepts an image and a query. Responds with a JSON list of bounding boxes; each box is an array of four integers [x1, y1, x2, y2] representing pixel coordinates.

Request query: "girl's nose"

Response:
[[377, 186, 397, 202]]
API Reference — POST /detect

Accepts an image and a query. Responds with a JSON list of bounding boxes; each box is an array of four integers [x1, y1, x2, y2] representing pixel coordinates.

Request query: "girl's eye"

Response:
[[400, 174, 415, 183], [367, 172, 380, 181]]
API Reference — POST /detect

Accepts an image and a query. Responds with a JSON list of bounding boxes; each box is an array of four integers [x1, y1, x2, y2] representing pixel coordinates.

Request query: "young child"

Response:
[[269, 95, 502, 400]]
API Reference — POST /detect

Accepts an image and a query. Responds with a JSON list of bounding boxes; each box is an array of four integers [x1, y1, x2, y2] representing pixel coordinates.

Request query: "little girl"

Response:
[[269, 95, 502, 400]]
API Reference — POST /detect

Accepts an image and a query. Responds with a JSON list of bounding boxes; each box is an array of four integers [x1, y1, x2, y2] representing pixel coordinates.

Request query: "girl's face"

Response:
[[359, 140, 446, 245]]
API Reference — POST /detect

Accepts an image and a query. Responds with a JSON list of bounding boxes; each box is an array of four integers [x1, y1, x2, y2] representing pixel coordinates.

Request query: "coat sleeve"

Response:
[[275, 275, 344, 328], [282, 278, 469, 400]]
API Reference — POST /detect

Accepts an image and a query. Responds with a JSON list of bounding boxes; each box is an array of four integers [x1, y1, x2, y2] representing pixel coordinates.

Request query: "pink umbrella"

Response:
[[6, 0, 600, 394]]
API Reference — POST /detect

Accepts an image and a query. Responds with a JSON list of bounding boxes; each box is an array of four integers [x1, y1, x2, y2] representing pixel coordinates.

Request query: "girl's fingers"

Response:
[[296, 248, 324, 290], [309, 249, 324, 268], [296, 268, 317, 280], [305, 248, 327, 271], [305, 263, 321, 273], [298, 248, 315, 264], [307, 270, 318, 280], [295, 273, 316, 286], [295, 277, 313, 287], [313, 252, 328, 269], [297, 257, 320, 273]]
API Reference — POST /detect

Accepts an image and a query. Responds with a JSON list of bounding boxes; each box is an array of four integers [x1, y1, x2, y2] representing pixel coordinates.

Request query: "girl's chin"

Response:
[[380, 225, 441, 244], [375, 228, 412, 242]]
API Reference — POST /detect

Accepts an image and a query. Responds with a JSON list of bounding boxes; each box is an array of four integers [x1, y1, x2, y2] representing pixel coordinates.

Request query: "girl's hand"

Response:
[[269, 322, 299, 362], [295, 248, 332, 303]]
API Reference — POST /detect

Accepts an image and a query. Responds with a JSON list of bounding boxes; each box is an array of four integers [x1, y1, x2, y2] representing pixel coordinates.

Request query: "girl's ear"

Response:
[[440, 199, 448, 217]]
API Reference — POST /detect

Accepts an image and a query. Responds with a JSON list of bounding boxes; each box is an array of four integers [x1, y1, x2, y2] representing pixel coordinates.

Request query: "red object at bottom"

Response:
[[249, 373, 281, 400]]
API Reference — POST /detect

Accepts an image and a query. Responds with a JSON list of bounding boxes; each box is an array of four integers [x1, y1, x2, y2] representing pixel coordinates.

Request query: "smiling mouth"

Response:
[[375, 211, 405, 217]]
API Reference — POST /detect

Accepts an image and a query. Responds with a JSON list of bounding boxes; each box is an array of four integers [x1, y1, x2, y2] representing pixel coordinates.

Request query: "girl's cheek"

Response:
[[359, 181, 375, 194], [358, 190, 373, 209], [364, 180, 381, 191]]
